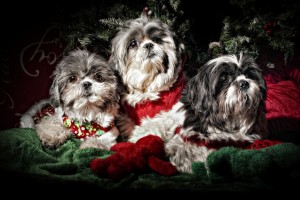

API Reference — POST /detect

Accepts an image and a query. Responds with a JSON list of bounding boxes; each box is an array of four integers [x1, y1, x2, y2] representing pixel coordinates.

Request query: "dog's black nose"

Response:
[[144, 43, 154, 50], [239, 80, 249, 90], [83, 81, 92, 90]]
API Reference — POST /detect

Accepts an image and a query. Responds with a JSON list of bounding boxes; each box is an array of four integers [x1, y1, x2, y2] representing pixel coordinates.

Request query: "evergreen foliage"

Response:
[[56, 0, 299, 72]]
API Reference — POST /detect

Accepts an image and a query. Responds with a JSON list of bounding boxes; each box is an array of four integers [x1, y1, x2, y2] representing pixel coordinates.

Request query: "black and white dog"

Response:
[[129, 53, 269, 173]]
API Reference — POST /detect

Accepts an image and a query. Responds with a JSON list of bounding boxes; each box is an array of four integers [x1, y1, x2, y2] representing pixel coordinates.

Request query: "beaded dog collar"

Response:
[[63, 115, 114, 140]]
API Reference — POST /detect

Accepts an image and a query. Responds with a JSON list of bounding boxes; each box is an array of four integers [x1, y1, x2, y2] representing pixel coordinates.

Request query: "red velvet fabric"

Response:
[[266, 80, 300, 119], [90, 135, 178, 180], [187, 135, 282, 150], [265, 65, 300, 135]]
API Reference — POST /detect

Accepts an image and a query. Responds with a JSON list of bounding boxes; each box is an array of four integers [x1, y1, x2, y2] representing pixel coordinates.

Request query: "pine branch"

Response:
[[99, 18, 125, 29]]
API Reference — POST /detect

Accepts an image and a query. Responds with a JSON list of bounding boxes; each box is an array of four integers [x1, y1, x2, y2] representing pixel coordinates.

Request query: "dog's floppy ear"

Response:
[[108, 51, 122, 75], [181, 64, 212, 115], [49, 68, 60, 108], [181, 63, 216, 132]]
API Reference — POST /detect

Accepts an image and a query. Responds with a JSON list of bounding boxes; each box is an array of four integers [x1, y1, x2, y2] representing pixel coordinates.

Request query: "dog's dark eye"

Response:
[[220, 74, 228, 83], [246, 72, 259, 81], [69, 75, 78, 83], [129, 40, 138, 49], [152, 37, 162, 43], [94, 72, 102, 82]]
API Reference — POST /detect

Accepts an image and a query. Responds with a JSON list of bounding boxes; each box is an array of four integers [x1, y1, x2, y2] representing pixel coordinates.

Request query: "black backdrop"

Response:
[[1, 0, 299, 130]]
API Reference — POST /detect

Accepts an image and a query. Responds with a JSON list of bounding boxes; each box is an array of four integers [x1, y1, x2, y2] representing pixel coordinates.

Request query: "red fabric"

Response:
[[265, 66, 300, 134], [123, 72, 186, 125], [246, 139, 283, 149], [184, 130, 282, 150], [266, 80, 300, 120], [187, 136, 251, 149], [90, 135, 178, 180], [33, 106, 55, 124]]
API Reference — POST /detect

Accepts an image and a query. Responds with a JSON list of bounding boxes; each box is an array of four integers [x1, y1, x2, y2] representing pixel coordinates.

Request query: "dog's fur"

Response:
[[108, 12, 186, 138], [20, 49, 120, 150], [129, 53, 269, 173]]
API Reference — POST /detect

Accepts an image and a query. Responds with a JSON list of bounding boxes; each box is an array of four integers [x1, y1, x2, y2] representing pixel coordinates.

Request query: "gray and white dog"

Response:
[[20, 49, 121, 150], [129, 53, 269, 173], [108, 11, 186, 138]]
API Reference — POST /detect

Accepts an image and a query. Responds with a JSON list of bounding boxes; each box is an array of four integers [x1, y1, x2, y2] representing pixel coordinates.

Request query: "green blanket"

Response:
[[1, 128, 300, 195]]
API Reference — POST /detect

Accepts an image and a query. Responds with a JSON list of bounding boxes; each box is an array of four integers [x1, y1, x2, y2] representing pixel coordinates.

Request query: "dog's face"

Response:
[[109, 13, 185, 95], [50, 49, 120, 122], [181, 54, 268, 140]]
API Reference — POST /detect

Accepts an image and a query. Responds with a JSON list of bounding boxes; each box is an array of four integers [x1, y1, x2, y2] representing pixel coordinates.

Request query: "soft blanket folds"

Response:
[[1, 128, 299, 194]]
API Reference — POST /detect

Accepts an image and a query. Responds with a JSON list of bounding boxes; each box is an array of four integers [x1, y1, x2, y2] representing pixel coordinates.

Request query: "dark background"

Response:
[[0, 0, 299, 130]]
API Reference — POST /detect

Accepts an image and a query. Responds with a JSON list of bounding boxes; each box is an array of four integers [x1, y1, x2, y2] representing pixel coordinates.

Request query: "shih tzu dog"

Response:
[[109, 11, 186, 139], [129, 53, 269, 173], [20, 49, 120, 150]]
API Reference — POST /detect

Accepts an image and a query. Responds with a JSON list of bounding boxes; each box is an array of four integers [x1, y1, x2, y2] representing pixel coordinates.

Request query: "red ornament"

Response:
[[263, 21, 277, 37]]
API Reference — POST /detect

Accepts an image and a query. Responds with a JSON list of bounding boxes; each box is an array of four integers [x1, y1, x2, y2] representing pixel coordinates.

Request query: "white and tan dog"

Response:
[[20, 49, 121, 150], [109, 12, 186, 139], [129, 53, 269, 173]]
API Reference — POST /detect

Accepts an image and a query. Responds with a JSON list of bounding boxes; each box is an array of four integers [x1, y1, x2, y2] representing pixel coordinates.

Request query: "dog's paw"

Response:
[[79, 136, 114, 150], [128, 136, 141, 143], [39, 133, 71, 148], [80, 137, 103, 149], [129, 130, 151, 143], [36, 126, 71, 148]]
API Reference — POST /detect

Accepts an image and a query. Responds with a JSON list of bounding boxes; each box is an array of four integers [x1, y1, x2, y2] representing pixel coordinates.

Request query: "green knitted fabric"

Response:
[[1, 128, 299, 193]]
